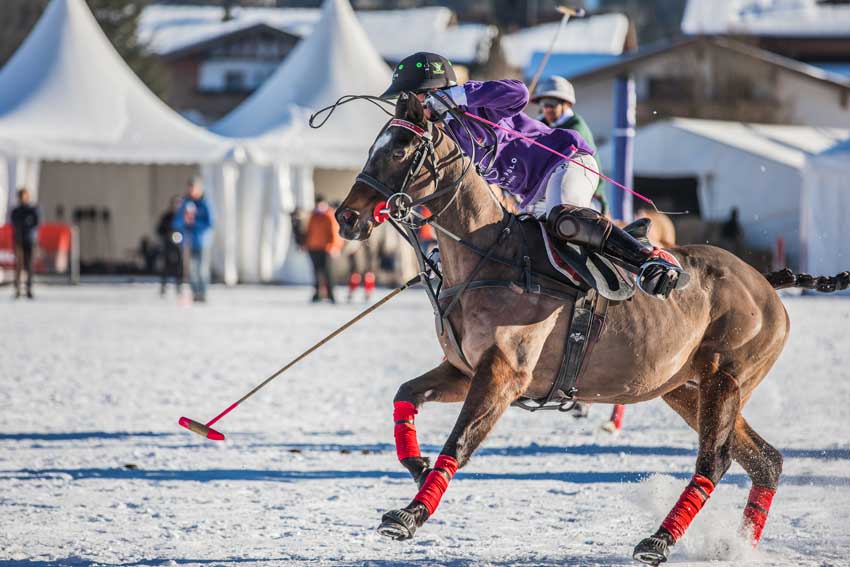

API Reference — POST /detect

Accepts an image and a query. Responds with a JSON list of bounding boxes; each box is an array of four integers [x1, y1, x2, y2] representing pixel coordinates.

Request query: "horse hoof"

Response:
[[601, 420, 618, 433], [633, 535, 669, 565], [377, 508, 417, 541]]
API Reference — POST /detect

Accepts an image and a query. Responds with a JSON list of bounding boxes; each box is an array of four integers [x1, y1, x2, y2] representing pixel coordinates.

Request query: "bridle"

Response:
[[355, 113, 473, 228], [356, 118, 462, 227]]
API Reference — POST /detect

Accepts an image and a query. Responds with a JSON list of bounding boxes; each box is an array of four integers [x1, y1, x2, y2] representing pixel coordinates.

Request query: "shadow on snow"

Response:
[[2, 433, 848, 462], [3, 467, 848, 487]]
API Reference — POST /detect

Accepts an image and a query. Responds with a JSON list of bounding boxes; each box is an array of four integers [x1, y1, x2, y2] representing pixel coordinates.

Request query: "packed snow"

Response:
[[1, 284, 849, 566]]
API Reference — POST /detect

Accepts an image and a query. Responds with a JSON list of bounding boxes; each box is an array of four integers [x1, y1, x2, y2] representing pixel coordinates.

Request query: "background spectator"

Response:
[[304, 194, 342, 303], [156, 195, 184, 297], [10, 187, 40, 299], [173, 176, 213, 303]]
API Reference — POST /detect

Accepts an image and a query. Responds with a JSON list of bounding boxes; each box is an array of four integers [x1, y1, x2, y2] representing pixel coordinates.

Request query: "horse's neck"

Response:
[[431, 139, 507, 284]]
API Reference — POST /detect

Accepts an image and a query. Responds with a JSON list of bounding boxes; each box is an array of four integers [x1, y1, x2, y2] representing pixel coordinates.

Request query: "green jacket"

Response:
[[543, 111, 607, 212]]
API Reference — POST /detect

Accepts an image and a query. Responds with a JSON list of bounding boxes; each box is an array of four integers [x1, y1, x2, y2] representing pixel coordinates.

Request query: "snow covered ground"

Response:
[[1, 284, 849, 567]]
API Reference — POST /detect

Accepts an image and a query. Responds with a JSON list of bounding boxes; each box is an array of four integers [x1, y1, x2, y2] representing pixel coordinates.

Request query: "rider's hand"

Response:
[[424, 90, 456, 122]]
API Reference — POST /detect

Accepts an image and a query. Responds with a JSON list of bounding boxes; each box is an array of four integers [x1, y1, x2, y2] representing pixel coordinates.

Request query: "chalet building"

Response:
[[682, 0, 850, 80], [533, 37, 850, 148], [159, 24, 299, 123], [139, 4, 496, 124]]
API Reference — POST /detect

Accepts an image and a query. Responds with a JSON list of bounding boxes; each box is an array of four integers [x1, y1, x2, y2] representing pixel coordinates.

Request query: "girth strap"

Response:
[[512, 290, 609, 412]]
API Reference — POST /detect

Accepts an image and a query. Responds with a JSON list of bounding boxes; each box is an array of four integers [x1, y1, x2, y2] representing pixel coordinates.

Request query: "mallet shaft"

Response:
[[197, 276, 421, 428]]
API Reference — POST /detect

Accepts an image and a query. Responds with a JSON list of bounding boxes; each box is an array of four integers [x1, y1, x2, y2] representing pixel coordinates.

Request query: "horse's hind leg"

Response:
[[662, 381, 784, 548], [731, 416, 783, 545], [378, 347, 530, 541], [634, 365, 741, 565], [393, 360, 471, 485]]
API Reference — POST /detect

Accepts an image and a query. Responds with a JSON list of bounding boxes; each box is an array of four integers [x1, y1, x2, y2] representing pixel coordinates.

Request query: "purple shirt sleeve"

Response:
[[455, 80, 529, 122]]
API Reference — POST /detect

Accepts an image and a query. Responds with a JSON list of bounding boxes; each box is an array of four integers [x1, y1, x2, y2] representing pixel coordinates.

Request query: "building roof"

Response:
[[501, 13, 630, 70], [0, 0, 232, 164], [139, 4, 495, 66], [161, 22, 299, 61], [666, 118, 848, 169], [567, 36, 850, 92], [682, 0, 850, 38], [211, 0, 391, 169]]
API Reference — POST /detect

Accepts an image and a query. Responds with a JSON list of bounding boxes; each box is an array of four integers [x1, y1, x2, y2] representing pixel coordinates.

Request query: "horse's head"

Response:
[[336, 94, 440, 240]]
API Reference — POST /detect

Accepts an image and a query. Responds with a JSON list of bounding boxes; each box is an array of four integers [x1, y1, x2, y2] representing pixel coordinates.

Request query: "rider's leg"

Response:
[[548, 205, 689, 298], [540, 159, 688, 298]]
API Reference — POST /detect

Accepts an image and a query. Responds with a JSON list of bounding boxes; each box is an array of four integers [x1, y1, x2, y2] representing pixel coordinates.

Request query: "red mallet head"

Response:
[[178, 416, 225, 441]]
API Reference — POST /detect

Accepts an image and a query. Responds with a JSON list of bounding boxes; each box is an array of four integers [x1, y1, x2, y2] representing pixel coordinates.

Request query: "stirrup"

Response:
[[638, 260, 689, 299]]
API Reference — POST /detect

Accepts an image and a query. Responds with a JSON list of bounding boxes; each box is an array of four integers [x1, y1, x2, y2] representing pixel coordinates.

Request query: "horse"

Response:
[[334, 94, 847, 565]]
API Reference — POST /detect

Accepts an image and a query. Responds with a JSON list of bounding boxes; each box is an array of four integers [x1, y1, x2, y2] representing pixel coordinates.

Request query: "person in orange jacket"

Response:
[[304, 194, 343, 303]]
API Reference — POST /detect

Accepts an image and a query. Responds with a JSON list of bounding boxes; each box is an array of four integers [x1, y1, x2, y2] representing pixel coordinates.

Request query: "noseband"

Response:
[[356, 118, 464, 225]]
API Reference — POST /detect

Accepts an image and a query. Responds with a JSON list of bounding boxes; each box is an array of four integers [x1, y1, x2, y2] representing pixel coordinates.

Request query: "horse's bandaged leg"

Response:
[[413, 454, 458, 515], [348, 272, 362, 293], [742, 485, 776, 545], [660, 474, 715, 541], [364, 272, 376, 294], [393, 401, 421, 461]]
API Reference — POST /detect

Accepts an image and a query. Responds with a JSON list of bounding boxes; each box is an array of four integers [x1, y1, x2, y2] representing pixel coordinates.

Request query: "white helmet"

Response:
[[531, 75, 576, 105]]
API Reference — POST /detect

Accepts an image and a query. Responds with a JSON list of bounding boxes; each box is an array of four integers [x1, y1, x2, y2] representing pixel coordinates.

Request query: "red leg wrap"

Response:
[[610, 405, 625, 430], [660, 474, 715, 541], [393, 401, 420, 461], [413, 454, 459, 515], [364, 272, 376, 293], [743, 485, 775, 545], [348, 272, 362, 292]]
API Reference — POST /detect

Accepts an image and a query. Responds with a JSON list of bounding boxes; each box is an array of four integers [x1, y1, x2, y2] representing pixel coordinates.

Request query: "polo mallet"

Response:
[[527, 5, 587, 97], [179, 275, 421, 441]]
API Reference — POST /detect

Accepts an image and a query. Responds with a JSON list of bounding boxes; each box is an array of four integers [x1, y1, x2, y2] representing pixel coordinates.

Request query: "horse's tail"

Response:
[[764, 268, 850, 293]]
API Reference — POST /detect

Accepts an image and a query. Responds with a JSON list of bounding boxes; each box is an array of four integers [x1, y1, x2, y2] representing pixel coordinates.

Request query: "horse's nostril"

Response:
[[339, 209, 359, 225]]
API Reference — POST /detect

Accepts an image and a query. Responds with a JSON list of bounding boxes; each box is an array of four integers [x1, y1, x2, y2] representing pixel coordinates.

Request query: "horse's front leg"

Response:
[[393, 360, 471, 486], [379, 347, 532, 540]]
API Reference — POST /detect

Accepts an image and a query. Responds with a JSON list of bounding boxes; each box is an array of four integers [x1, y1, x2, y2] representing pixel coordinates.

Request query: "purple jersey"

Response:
[[441, 80, 594, 208]]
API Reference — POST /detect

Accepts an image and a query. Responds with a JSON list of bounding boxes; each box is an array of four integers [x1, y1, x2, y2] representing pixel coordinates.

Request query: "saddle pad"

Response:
[[538, 223, 636, 302]]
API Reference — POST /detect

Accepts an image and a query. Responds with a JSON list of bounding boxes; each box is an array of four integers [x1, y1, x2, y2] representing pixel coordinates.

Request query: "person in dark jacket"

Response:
[[532, 75, 607, 214], [173, 176, 214, 303], [10, 188, 40, 299], [156, 196, 184, 297]]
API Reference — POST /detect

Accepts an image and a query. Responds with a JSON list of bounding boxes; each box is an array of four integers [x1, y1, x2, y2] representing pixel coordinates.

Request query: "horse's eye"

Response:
[[392, 149, 406, 160]]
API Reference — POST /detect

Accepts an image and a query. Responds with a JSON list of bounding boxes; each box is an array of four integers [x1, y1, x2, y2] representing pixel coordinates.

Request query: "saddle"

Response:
[[518, 215, 646, 302]]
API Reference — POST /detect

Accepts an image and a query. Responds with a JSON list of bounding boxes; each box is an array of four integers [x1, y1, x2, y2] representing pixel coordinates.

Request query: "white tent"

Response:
[[600, 119, 847, 268], [212, 0, 393, 283], [801, 138, 850, 279], [213, 0, 391, 167], [0, 0, 242, 283]]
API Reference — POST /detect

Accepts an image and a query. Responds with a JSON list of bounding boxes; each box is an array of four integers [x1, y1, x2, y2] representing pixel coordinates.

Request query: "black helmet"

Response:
[[380, 52, 458, 99]]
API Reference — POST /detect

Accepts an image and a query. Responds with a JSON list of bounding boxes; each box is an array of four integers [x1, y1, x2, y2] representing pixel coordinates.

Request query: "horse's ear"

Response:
[[405, 94, 426, 126], [394, 93, 408, 118]]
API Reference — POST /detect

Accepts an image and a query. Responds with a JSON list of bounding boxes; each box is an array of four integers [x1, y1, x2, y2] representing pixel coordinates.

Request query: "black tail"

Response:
[[764, 268, 850, 293]]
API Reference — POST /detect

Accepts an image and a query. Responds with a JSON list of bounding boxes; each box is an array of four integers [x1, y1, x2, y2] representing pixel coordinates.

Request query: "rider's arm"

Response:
[[441, 80, 529, 122]]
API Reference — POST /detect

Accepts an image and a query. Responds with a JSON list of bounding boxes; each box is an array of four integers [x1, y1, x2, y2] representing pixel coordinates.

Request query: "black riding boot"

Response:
[[547, 206, 689, 299]]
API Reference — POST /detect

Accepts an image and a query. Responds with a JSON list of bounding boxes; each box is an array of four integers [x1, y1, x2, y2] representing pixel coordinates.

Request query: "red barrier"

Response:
[[0, 223, 76, 279]]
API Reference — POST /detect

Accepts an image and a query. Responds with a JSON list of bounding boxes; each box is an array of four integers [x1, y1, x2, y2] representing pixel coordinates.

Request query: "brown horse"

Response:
[[335, 95, 846, 565]]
